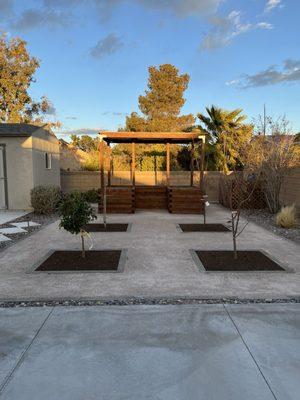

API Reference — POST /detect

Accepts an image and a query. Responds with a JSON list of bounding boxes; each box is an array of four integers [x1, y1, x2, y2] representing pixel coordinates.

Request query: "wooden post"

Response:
[[131, 141, 135, 187], [99, 139, 105, 193], [200, 138, 205, 192], [166, 142, 170, 186], [190, 141, 194, 187], [107, 144, 112, 187]]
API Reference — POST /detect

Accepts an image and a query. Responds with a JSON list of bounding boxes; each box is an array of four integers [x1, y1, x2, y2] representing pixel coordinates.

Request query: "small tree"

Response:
[[222, 172, 260, 259], [59, 192, 96, 258]]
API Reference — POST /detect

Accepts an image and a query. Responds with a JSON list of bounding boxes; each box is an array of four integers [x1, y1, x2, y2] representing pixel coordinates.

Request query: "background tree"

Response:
[[0, 34, 56, 124], [126, 64, 195, 132], [198, 106, 253, 173], [244, 118, 300, 213]]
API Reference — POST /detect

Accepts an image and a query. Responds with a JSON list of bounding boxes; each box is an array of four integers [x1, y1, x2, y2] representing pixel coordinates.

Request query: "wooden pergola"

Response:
[[98, 131, 206, 214]]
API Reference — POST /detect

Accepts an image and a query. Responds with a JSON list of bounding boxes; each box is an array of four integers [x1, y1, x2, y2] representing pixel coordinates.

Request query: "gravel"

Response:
[[0, 298, 299, 308], [0, 212, 58, 252], [242, 208, 300, 244]]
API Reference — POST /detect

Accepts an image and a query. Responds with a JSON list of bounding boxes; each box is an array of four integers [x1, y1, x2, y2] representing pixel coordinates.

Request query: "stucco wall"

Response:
[[31, 128, 60, 189], [60, 171, 221, 202], [1, 136, 34, 209]]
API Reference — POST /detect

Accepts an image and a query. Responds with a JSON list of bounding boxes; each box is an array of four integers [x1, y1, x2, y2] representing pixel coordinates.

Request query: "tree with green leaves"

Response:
[[126, 64, 195, 132], [198, 106, 253, 173], [70, 134, 99, 152], [0, 34, 55, 124], [59, 192, 96, 258]]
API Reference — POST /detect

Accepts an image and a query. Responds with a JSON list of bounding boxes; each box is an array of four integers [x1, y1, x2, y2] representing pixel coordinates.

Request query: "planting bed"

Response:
[[34, 250, 126, 272], [193, 250, 285, 272], [179, 223, 230, 232], [84, 223, 129, 232]]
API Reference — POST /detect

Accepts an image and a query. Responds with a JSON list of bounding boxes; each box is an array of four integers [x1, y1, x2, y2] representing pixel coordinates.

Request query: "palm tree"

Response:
[[198, 106, 252, 173]]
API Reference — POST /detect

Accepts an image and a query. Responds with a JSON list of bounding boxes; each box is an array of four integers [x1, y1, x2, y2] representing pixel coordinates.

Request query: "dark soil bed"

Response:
[[195, 250, 285, 271], [179, 223, 230, 232], [35, 250, 123, 272], [84, 223, 129, 232]]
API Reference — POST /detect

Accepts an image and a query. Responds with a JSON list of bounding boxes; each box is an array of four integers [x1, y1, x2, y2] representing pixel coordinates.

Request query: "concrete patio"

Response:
[[0, 205, 299, 301], [0, 303, 299, 400]]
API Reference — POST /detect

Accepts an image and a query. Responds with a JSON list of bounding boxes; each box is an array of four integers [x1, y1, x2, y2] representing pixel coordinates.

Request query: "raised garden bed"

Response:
[[192, 250, 286, 272], [34, 250, 127, 273], [84, 223, 130, 232], [179, 223, 230, 232]]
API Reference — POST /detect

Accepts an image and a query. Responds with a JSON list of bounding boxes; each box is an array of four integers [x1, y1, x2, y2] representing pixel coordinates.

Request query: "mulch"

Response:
[[84, 223, 129, 232], [195, 250, 285, 271], [179, 223, 230, 232], [35, 250, 122, 272]]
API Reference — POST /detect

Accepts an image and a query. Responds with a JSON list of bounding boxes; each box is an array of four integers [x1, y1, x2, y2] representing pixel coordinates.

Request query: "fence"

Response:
[[60, 168, 300, 211]]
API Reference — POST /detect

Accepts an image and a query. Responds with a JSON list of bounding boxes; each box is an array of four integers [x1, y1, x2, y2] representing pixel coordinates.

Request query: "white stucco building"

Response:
[[0, 124, 60, 210]]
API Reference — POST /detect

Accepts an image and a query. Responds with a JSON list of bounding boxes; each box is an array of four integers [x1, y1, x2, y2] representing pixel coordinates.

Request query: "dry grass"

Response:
[[275, 204, 297, 229]]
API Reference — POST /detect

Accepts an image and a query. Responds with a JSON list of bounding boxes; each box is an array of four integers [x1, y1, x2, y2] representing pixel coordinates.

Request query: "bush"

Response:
[[82, 189, 99, 203], [275, 204, 297, 229], [30, 185, 61, 214], [59, 192, 96, 257]]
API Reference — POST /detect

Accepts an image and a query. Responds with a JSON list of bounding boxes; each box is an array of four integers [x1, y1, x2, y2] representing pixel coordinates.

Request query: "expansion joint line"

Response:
[[223, 304, 278, 400], [0, 306, 55, 395]]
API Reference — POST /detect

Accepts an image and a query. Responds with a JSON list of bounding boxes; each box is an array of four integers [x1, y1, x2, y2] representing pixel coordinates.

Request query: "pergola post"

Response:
[[131, 141, 136, 187], [190, 141, 194, 187], [107, 144, 112, 187], [99, 137, 105, 192], [199, 138, 205, 191], [166, 142, 170, 186]]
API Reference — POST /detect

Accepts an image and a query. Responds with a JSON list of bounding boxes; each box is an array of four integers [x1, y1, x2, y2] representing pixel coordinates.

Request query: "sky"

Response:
[[0, 0, 299, 138]]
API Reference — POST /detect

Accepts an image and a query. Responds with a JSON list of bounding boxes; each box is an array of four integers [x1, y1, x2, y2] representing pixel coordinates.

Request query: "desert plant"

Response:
[[276, 204, 297, 228], [30, 185, 61, 214], [59, 192, 96, 258]]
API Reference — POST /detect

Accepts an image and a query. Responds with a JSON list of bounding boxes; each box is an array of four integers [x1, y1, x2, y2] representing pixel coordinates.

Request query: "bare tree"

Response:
[[222, 172, 260, 259]]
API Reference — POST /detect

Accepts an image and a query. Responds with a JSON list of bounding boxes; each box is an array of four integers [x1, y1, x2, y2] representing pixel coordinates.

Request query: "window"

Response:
[[45, 153, 52, 169]]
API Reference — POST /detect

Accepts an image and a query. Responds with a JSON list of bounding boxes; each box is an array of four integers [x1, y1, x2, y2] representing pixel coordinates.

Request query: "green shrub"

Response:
[[59, 192, 96, 257], [82, 189, 99, 203], [30, 185, 61, 214]]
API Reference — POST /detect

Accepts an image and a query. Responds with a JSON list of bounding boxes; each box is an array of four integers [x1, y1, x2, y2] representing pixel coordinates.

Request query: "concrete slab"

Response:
[[0, 227, 27, 235], [0, 235, 11, 243], [225, 303, 300, 400], [0, 211, 28, 226], [10, 222, 40, 228], [0, 305, 275, 400], [0, 205, 299, 300], [0, 307, 52, 388]]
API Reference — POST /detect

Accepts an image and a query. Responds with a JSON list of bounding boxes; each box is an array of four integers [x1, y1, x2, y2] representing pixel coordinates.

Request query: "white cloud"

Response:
[[265, 0, 282, 12], [200, 10, 273, 50], [228, 59, 300, 88]]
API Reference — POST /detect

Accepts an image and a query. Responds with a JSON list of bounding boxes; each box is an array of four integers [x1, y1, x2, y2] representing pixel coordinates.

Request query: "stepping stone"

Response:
[[0, 234, 11, 242], [11, 221, 41, 228], [0, 227, 27, 235]]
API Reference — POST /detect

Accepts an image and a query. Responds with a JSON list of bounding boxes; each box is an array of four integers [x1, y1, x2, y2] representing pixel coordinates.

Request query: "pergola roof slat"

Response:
[[99, 131, 206, 144]]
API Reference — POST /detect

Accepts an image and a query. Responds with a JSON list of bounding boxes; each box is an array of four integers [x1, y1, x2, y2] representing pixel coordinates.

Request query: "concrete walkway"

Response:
[[0, 205, 300, 300], [0, 304, 299, 399], [0, 211, 28, 226]]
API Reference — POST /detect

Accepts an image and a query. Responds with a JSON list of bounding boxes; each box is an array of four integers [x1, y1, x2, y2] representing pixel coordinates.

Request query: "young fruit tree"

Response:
[[222, 172, 260, 259], [59, 192, 96, 258]]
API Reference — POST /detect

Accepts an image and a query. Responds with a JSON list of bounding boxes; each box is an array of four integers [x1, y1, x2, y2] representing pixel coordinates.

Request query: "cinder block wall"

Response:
[[280, 168, 300, 213], [60, 169, 300, 209], [60, 170, 222, 202]]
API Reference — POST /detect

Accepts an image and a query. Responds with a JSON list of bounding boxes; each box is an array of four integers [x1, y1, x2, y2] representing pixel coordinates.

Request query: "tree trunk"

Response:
[[81, 231, 85, 258]]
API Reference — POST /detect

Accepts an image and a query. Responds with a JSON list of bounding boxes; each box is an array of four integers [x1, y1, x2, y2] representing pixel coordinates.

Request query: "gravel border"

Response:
[[0, 212, 58, 252], [242, 209, 300, 244], [0, 297, 299, 308]]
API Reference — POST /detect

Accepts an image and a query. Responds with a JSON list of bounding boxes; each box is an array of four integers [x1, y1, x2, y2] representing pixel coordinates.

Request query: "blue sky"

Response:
[[1, 0, 299, 137]]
